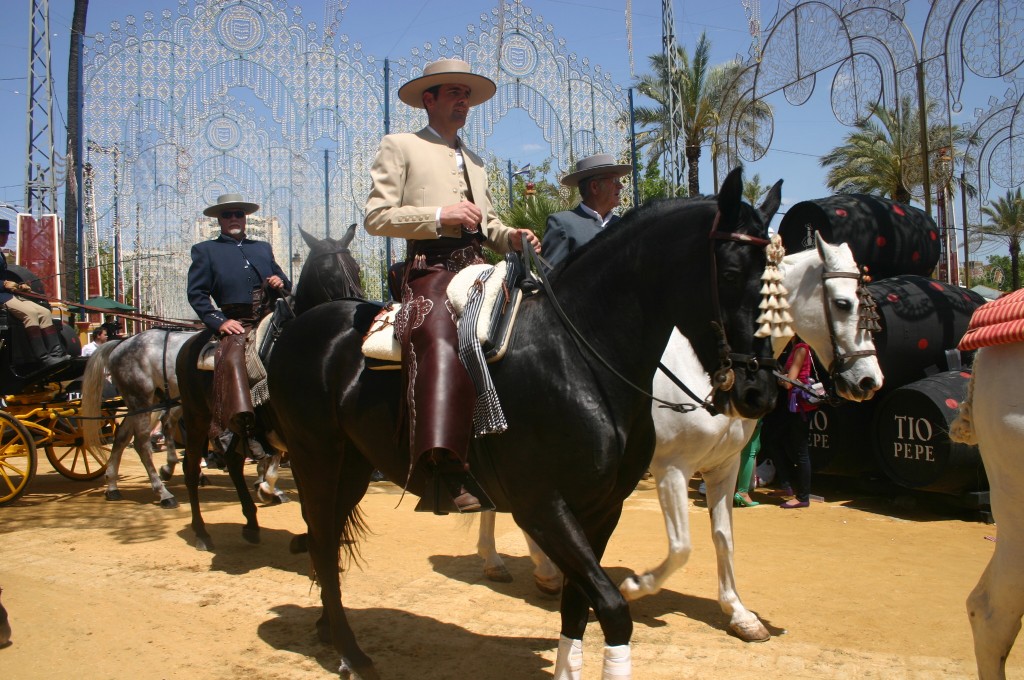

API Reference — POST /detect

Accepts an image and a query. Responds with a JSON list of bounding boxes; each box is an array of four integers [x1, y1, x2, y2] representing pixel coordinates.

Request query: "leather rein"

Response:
[[523, 211, 774, 415]]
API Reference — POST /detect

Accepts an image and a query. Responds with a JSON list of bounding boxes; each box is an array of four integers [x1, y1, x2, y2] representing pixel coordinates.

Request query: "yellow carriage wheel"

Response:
[[42, 410, 117, 481], [0, 410, 38, 505]]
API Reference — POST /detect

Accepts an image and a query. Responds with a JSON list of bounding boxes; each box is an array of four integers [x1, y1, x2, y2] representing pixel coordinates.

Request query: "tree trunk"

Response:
[[1011, 238, 1020, 291], [63, 0, 89, 300], [686, 144, 701, 197]]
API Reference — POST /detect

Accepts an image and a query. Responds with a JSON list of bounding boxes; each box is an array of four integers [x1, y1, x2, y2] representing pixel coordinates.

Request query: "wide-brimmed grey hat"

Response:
[[203, 193, 260, 217], [397, 58, 497, 109], [560, 154, 633, 188]]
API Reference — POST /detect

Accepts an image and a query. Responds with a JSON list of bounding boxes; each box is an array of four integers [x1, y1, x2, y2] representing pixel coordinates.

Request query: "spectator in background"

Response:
[[81, 326, 108, 357], [101, 314, 122, 340]]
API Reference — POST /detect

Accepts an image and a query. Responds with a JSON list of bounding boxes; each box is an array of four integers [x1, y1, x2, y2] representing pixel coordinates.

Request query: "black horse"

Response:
[[267, 168, 779, 677], [176, 224, 363, 551]]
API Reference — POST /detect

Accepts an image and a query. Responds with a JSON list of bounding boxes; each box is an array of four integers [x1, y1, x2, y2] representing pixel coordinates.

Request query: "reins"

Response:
[[819, 270, 879, 401], [521, 209, 775, 415]]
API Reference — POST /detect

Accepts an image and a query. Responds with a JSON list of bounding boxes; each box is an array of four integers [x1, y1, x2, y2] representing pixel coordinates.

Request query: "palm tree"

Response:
[[631, 33, 770, 196], [819, 96, 976, 204], [980, 188, 1024, 290]]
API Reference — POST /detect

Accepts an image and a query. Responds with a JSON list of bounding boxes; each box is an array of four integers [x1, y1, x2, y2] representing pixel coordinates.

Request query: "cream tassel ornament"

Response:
[[755, 234, 792, 338]]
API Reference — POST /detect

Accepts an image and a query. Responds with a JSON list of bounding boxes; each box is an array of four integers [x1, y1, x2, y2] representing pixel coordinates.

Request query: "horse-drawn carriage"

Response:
[[0, 266, 121, 505]]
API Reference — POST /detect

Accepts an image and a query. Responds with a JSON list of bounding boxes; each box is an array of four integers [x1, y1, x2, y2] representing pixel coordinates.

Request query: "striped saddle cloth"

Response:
[[958, 288, 1024, 351]]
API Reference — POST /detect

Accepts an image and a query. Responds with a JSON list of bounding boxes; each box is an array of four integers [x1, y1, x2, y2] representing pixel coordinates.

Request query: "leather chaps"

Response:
[[211, 304, 259, 440]]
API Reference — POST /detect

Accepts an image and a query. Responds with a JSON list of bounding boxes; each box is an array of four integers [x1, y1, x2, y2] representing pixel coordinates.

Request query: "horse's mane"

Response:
[[556, 196, 720, 274]]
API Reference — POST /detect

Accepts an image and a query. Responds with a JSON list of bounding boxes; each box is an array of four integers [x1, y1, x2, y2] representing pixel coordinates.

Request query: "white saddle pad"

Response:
[[362, 261, 510, 363]]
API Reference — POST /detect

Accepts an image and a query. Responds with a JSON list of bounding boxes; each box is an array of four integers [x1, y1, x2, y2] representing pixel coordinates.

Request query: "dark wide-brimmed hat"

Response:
[[0, 218, 10, 234], [560, 154, 633, 188], [397, 58, 496, 109], [203, 193, 260, 217]]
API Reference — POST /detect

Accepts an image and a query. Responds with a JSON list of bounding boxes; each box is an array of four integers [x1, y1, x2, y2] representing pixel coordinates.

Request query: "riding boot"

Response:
[[28, 326, 70, 368], [414, 450, 494, 514]]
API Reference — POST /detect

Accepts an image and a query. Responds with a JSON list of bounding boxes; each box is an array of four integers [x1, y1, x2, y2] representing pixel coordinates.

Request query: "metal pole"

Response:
[[324, 148, 330, 238], [915, 60, 932, 218], [288, 203, 294, 283], [507, 159, 514, 211], [383, 58, 392, 273], [75, 25, 85, 304], [628, 88, 640, 207], [960, 171, 970, 288]]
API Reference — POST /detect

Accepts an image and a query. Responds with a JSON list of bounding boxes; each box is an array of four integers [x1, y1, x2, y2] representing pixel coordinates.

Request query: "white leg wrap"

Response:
[[553, 635, 583, 680], [602, 643, 631, 679]]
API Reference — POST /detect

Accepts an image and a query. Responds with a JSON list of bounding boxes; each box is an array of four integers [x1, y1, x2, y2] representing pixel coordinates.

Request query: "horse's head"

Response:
[[785, 233, 884, 401], [293, 224, 364, 314], [700, 167, 779, 419]]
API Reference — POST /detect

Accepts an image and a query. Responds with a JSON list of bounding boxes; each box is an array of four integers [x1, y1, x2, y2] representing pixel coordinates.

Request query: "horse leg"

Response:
[[158, 410, 180, 481], [702, 462, 769, 642], [523, 530, 562, 595], [477, 511, 513, 583], [619, 462, 694, 600], [131, 420, 179, 509], [291, 438, 377, 679], [969, 540, 1024, 680], [181, 409, 213, 551], [254, 454, 289, 505], [224, 435, 260, 544], [102, 415, 134, 501], [522, 500, 633, 679]]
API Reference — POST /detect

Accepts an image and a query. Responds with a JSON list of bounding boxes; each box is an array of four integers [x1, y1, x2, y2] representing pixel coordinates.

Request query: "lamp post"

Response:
[[507, 161, 532, 211]]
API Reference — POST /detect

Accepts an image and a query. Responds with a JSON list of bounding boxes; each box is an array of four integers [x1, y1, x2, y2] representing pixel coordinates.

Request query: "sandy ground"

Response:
[[0, 454, 1018, 680]]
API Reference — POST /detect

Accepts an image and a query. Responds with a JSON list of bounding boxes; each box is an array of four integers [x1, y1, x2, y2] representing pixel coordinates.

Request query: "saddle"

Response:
[[362, 253, 525, 370], [197, 296, 295, 406]]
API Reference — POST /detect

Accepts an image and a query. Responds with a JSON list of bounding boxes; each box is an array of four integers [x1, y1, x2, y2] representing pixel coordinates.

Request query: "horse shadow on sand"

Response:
[[428, 555, 786, 640], [259, 604, 552, 677]]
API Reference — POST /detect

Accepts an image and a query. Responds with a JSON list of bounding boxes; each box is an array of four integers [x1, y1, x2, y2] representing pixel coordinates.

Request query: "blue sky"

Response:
[[0, 0, 1010, 259]]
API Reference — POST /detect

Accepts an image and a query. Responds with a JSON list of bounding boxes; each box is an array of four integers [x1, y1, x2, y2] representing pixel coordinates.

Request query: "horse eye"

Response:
[[721, 270, 739, 284], [834, 298, 852, 312]]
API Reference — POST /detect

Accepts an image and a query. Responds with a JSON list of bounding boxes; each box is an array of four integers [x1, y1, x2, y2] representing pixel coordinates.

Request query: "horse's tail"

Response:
[[81, 339, 124, 451], [949, 369, 978, 446]]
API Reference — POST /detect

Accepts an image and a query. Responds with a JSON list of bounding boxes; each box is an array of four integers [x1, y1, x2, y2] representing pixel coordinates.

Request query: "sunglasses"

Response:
[[220, 210, 246, 219]]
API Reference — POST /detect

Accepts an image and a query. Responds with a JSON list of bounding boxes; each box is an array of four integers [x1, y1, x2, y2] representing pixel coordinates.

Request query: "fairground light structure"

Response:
[[715, 0, 1024, 288], [81, 0, 631, 321]]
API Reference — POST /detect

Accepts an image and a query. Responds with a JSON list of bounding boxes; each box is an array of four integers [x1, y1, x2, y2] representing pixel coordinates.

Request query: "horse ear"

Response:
[[718, 167, 744, 222], [300, 228, 319, 251], [814, 231, 837, 268], [758, 179, 784, 224], [341, 223, 358, 249]]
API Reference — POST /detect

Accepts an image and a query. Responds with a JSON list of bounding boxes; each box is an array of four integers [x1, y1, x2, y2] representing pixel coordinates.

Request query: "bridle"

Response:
[[816, 268, 880, 401], [309, 246, 363, 301]]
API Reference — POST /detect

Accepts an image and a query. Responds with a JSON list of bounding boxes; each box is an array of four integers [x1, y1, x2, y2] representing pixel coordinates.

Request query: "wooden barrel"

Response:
[[807, 400, 881, 476], [871, 370, 987, 495], [868, 275, 986, 390], [778, 194, 939, 279]]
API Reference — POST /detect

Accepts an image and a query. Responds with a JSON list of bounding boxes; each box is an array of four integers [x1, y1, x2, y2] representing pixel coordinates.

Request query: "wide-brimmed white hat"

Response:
[[203, 193, 260, 217], [397, 58, 497, 109], [560, 154, 633, 188]]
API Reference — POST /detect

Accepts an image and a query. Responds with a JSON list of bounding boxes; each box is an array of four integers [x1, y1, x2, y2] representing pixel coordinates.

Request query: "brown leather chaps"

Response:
[[211, 315, 256, 440], [398, 242, 484, 468]]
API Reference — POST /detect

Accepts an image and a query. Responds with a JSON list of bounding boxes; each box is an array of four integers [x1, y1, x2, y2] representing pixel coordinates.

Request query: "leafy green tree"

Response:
[[743, 173, 770, 206], [979, 188, 1024, 290], [631, 33, 770, 196], [975, 254, 1021, 292], [819, 96, 976, 204]]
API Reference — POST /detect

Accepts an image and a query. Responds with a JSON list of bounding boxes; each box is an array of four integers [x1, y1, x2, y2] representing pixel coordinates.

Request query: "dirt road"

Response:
[[0, 455, 1015, 679]]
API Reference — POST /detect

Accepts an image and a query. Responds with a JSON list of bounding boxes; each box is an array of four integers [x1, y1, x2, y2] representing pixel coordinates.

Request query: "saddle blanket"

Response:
[[958, 288, 1024, 351], [362, 260, 520, 366]]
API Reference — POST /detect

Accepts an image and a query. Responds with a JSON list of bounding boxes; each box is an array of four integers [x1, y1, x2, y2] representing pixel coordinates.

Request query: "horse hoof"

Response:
[[242, 527, 261, 544], [339, 658, 379, 680], [199, 473, 209, 487], [274, 491, 291, 504], [618, 575, 647, 601], [194, 537, 212, 552], [159, 497, 179, 509], [534, 574, 562, 596], [289, 534, 308, 554], [730, 619, 771, 643], [104, 489, 123, 501], [159, 466, 173, 482], [484, 565, 514, 583]]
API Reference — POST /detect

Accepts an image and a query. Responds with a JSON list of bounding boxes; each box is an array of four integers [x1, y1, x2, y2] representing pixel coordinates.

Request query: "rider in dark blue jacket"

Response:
[[186, 194, 289, 448]]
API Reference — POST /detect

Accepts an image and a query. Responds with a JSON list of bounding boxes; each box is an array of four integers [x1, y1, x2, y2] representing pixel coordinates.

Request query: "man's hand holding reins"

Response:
[[510, 229, 541, 254], [266, 275, 285, 290]]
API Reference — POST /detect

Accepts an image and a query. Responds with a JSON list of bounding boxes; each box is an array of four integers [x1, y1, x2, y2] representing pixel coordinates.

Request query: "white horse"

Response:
[[478, 232, 884, 642], [81, 328, 288, 508], [950, 341, 1024, 679]]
